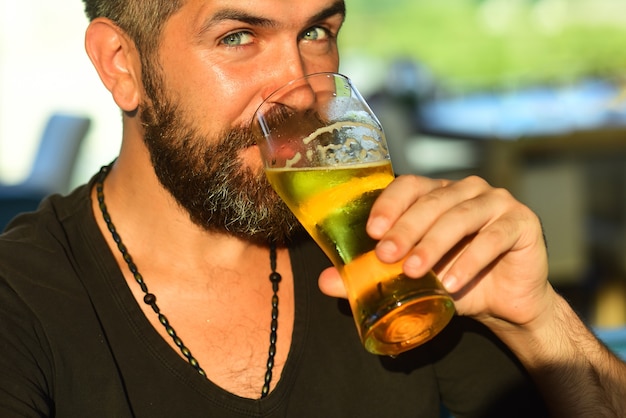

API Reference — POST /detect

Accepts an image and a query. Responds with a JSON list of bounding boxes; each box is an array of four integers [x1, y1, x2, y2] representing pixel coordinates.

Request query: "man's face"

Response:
[[138, 0, 345, 244]]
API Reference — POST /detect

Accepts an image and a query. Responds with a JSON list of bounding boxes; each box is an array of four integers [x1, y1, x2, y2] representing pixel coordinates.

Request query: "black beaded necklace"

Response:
[[95, 164, 281, 399]]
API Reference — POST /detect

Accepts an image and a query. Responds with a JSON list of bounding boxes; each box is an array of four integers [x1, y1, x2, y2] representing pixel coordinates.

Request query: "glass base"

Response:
[[361, 293, 455, 356]]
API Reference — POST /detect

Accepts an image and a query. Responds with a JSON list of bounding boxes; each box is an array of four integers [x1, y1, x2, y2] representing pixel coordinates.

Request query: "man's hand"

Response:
[[318, 174, 551, 330]]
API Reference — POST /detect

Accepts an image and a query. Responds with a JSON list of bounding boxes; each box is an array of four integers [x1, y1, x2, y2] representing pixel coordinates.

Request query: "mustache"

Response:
[[251, 103, 291, 144], [211, 105, 295, 154]]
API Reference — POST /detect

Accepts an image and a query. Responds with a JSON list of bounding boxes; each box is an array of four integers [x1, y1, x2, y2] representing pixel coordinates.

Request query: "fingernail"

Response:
[[376, 240, 397, 258], [368, 216, 389, 237], [404, 255, 422, 276], [442, 274, 457, 292]]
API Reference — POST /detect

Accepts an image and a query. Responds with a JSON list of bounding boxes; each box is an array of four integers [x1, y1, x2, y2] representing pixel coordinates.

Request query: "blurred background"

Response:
[[1, 0, 625, 346]]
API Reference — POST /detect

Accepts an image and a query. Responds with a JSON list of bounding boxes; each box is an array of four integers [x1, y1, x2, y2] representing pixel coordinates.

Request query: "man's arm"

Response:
[[486, 289, 626, 417], [319, 174, 626, 417]]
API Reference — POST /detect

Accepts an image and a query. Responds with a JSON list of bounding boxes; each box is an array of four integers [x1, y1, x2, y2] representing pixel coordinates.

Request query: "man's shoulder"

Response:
[[0, 183, 96, 291]]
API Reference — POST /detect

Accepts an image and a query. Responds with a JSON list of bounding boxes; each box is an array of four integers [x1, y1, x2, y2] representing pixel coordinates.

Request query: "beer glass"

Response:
[[253, 72, 455, 356]]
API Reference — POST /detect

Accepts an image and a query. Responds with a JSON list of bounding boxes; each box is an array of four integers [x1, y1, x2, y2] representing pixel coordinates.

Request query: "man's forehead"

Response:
[[188, 0, 346, 28]]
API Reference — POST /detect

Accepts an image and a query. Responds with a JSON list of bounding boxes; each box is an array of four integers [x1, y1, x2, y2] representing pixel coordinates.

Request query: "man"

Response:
[[0, 0, 624, 416]]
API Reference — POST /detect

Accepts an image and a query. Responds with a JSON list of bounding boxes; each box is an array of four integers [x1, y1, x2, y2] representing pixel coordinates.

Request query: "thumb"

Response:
[[318, 267, 348, 299]]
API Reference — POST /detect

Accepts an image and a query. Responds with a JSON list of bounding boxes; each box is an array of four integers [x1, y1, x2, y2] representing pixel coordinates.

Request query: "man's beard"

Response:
[[138, 79, 301, 246]]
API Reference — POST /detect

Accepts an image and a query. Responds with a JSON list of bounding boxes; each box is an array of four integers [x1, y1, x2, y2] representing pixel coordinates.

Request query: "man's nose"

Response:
[[260, 47, 317, 112], [266, 77, 317, 114]]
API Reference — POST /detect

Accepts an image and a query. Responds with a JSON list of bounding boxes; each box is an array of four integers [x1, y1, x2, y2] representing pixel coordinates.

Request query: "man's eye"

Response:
[[301, 26, 330, 41], [221, 31, 253, 47]]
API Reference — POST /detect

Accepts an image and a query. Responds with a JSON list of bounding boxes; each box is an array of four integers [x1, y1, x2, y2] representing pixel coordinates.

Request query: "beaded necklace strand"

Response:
[[95, 164, 281, 399]]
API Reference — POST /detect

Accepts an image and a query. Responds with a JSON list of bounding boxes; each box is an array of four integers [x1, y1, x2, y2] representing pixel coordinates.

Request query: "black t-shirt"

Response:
[[0, 175, 548, 417]]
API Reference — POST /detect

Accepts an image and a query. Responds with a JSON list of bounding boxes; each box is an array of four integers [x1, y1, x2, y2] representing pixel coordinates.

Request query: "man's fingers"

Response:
[[367, 175, 449, 241], [402, 183, 511, 279], [373, 176, 492, 270]]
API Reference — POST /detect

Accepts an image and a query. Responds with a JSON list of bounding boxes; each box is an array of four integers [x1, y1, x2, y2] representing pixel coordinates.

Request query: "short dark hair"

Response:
[[82, 0, 184, 108], [82, 0, 183, 58]]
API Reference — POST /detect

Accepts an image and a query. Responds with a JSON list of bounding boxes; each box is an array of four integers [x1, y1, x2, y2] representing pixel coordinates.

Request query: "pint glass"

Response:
[[253, 72, 455, 356]]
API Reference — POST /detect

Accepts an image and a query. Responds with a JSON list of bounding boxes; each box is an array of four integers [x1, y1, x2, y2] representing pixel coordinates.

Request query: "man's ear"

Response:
[[85, 18, 141, 112]]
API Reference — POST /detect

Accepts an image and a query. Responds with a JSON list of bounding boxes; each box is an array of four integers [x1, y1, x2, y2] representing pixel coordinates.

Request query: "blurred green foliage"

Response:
[[340, 0, 626, 90]]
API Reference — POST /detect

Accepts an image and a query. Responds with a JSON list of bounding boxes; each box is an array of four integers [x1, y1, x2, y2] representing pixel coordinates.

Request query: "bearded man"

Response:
[[0, 1, 624, 417]]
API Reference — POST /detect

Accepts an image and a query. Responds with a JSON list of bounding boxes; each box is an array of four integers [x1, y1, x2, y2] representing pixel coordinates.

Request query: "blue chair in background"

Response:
[[0, 113, 91, 231], [595, 327, 626, 360]]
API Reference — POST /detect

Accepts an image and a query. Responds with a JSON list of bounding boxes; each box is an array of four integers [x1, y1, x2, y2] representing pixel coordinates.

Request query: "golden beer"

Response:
[[265, 160, 455, 355]]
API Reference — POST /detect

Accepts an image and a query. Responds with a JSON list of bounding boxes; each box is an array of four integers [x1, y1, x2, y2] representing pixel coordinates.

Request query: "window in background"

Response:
[[0, 1, 121, 187]]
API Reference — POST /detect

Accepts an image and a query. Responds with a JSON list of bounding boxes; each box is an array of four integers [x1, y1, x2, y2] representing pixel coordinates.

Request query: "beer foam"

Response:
[[285, 152, 302, 168], [302, 120, 380, 145]]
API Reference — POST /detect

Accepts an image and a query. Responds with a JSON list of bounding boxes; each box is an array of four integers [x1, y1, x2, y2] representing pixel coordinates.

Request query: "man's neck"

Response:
[[91, 153, 278, 286]]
